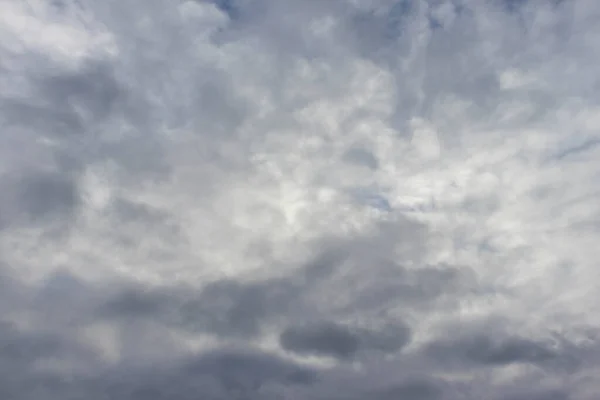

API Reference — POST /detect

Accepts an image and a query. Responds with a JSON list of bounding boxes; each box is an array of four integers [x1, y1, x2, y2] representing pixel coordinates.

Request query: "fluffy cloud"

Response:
[[2, 0, 600, 398]]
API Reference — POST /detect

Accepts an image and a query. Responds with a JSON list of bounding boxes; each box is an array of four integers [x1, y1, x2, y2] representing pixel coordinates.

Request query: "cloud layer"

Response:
[[2, 0, 600, 398]]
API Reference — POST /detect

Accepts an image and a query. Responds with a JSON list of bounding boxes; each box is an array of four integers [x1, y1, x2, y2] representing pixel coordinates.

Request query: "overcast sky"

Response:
[[1, 0, 600, 398]]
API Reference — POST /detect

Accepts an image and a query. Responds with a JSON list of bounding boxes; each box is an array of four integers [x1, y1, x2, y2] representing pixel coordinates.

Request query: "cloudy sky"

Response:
[[1, 0, 600, 398]]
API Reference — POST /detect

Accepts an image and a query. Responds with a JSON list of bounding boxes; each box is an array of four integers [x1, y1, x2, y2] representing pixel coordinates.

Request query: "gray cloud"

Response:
[[342, 147, 380, 170], [94, 225, 441, 341], [96, 258, 327, 338], [0, 170, 80, 230], [0, 333, 318, 400], [280, 321, 361, 359], [502, 389, 570, 400], [0, 259, 597, 398], [16, 173, 79, 220], [2, 0, 600, 398], [360, 322, 412, 353], [372, 380, 442, 400], [426, 333, 558, 366], [279, 319, 412, 360]]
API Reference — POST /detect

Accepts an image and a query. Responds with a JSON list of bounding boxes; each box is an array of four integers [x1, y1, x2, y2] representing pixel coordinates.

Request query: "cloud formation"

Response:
[[2, 0, 600, 398]]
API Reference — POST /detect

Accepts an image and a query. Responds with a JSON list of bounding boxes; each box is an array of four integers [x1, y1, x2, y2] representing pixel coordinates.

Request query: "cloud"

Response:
[[279, 320, 411, 360], [0, 170, 80, 229], [2, 0, 600, 398], [280, 321, 361, 359], [502, 389, 570, 400], [425, 332, 558, 366], [372, 380, 443, 400]]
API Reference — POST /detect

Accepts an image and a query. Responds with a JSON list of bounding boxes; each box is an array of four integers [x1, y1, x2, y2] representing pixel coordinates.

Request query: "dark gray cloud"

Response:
[[0, 259, 597, 398], [0, 318, 105, 400], [345, 264, 468, 312], [0, 266, 317, 399], [95, 228, 437, 340], [2, 60, 120, 143], [181, 348, 319, 387], [178, 280, 280, 337], [0, 170, 80, 230], [0, 321, 64, 365], [422, 329, 591, 374], [357, 322, 412, 353], [373, 380, 443, 400], [279, 320, 411, 360], [88, 348, 318, 400], [280, 321, 361, 359], [15, 173, 80, 221], [463, 336, 556, 366], [502, 388, 570, 400], [97, 264, 316, 338], [0, 330, 318, 400]]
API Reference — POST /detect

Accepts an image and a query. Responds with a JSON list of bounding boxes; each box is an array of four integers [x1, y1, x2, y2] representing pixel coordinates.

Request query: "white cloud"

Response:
[[1, 0, 600, 398]]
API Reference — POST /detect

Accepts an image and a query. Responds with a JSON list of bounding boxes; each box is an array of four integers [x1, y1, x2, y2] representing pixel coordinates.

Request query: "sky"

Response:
[[1, 0, 600, 398]]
